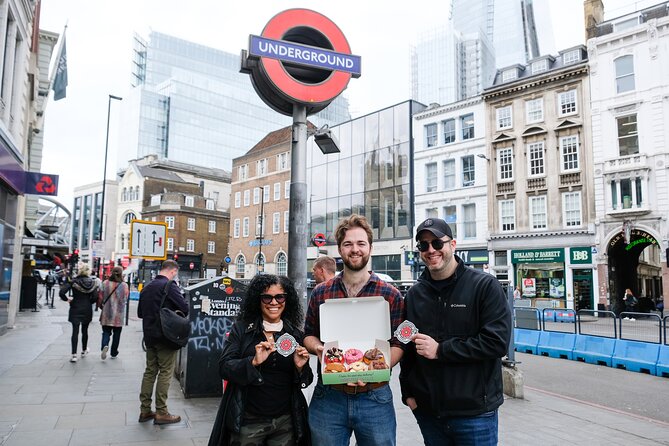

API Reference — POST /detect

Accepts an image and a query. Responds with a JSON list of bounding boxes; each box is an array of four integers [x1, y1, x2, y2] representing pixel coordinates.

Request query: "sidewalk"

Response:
[[0, 291, 668, 446]]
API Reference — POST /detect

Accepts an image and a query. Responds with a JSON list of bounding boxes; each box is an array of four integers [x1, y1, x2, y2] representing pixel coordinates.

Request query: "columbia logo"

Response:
[[450, 304, 466, 308]]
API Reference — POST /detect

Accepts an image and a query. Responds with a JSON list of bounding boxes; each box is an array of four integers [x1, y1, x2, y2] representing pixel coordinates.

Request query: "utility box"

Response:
[[177, 276, 247, 398]]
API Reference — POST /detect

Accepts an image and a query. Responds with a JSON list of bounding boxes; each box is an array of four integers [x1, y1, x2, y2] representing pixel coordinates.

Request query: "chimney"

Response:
[[584, 0, 604, 40]]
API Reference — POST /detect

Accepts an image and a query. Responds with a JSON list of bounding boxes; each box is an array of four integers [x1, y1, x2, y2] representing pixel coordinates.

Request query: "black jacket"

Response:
[[59, 275, 99, 323], [137, 275, 189, 348], [399, 257, 512, 417], [208, 319, 313, 446]]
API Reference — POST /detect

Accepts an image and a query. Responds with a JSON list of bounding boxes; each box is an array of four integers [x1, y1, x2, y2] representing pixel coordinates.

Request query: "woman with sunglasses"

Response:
[[209, 274, 312, 446]]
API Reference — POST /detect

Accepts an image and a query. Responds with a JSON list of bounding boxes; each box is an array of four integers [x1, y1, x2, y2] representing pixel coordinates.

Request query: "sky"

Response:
[[36, 0, 656, 208]]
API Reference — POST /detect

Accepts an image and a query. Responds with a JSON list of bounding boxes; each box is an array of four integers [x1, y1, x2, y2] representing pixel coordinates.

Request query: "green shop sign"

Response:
[[570, 247, 592, 264], [511, 248, 564, 264]]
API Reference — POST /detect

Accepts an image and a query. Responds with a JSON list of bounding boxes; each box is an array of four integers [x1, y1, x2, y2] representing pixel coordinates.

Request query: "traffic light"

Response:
[[70, 249, 79, 265]]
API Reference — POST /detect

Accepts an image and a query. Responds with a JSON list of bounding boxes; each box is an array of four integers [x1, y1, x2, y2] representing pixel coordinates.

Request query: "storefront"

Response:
[[569, 246, 596, 311], [512, 248, 566, 307], [456, 249, 489, 271]]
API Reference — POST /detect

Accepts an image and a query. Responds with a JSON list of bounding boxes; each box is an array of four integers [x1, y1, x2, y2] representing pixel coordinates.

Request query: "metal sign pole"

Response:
[[288, 105, 308, 308]]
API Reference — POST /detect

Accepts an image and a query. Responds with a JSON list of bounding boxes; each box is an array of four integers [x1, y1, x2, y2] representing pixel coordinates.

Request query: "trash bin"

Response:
[[177, 275, 247, 398], [20, 276, 38, 311]]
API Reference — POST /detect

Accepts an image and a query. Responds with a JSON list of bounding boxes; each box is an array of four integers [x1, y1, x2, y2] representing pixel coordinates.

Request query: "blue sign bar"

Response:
[[249, 35, 361, 75]]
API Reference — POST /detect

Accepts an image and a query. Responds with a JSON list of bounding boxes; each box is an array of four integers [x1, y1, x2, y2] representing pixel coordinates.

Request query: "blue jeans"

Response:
[[101, 326, 122, 357], [309, 383, 396, 446], [413, 408, 498, 446]]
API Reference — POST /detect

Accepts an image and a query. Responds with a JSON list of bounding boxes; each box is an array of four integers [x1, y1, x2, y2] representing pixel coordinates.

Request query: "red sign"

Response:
[[189, 262, 195, 270], [313, 233, 326, 247]]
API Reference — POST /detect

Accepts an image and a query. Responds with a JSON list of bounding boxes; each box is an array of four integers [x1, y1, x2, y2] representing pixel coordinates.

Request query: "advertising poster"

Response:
[[550, 278, 565, 298], [522, 278, 536, 296]]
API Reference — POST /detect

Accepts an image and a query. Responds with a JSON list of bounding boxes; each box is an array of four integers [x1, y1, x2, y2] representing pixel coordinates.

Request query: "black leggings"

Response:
[[71, 321, 90, 354]]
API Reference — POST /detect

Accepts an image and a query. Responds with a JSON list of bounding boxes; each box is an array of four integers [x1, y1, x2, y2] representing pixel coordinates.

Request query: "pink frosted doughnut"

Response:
[[344, 348, 364, 364]]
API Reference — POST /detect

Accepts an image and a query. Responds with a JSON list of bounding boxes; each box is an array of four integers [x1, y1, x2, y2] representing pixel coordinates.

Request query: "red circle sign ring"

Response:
[[313, 233, 326, 247], [260, 9, 352, 104]]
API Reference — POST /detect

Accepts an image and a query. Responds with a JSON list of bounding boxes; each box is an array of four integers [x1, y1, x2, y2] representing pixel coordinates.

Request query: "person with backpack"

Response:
[[59, 263, 99, 363], [98, 266, 129, 360]]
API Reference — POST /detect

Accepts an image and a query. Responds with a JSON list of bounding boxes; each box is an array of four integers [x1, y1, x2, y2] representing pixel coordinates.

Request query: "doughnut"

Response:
[[347, 361, 368, 372], [325, 347, 344, 364], [370, 359, 388, 370], [344, 348, 364, 364], [363, 348, 385, 364], [324, 362, 346, 373]]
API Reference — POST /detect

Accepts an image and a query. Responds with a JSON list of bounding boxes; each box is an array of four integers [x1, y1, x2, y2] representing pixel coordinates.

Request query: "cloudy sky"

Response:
[[36, 0, 654, 206]]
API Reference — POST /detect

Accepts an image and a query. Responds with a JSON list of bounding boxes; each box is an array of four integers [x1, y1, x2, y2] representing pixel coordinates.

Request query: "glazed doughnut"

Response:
[[324, 362, 346, 373], [370, 359, 388, 370], [363, 348, 385, 364], [325, 347, 344, 364], [347, 361, 368, 372], [344, 348, 364, 364]]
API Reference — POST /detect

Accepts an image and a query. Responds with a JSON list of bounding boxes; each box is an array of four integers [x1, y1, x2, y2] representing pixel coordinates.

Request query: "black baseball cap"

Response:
[[415, 218, 454, 241]]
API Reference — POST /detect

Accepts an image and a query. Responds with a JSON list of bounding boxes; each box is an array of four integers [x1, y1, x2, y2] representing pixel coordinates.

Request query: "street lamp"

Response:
[[313, 125, 340, 154], [256, 186, 265, 274], [99, 94, 123, 243]]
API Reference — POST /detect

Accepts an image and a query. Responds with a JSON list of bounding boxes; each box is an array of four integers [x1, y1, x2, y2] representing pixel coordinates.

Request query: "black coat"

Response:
[[208, 319, 312, 446], [137, 275, 189, 348], [59, 276, 99, 323]]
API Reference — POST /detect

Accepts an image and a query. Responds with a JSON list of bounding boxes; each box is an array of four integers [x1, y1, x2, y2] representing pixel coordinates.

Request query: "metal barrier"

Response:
[[542, 308, 576, 334], [619, 312, 662, 344], [664, 316, 668, 345], [514, 307, 541, 330], [577, 309, 617, 339]]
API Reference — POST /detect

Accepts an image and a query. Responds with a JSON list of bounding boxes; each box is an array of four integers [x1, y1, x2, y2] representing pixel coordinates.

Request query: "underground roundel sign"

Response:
[[312, 233, 326, 247], [243, 9, 361, 116]]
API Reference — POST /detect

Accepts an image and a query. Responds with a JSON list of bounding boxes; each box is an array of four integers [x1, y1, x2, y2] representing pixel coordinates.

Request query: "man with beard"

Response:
[[304, 215, 405, 446], [399, 218, 511, 445]]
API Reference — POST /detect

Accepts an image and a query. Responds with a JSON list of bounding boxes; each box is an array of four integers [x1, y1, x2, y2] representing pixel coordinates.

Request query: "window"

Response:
[[274, 183, 280, 201], [615, 55, 635, 93], [615, 16, 640, 32], [284, 181, 290, 199], [185, 196, 194, 207], [206, 199, 214, 210], [562, 192, 582, 227], [426, 163, 437, 192], [234, 192, 241, 208], [256, 215, 265, 237], [263, 185, 270, 203], [502, 69, 517, 82], [186, 239, 195, 252], [253, 187, 260, 205], [463, 204, 476, 238], [443, 119, 456, 144], [496, 106, 512, 130], [611, 177, 643, 209], [243, 217, 249, 237], [187, 218, 195, 231], [208, 220, 216, 233], [277, 152, 289, 171], [443, 159, 455, 189], [497, 147, 514, 181], [425, 207, 438, 219], [239, 164, 248, 180], [284, 211, 289, 233], [165, 216, 175, 229], [236, 255, 246, 278], [256, 253, 266, 272], [207, 241, 215, 254], [562, 49, 581, 65], [529, 196, 547, 230], [257, 158, 267, 176], [167, 238, 174, 251], [123, 212, 136, 224], [531, 59, 548, 74], [527, 142, 545, 177], [558, 90, 577, 116], [462, 155, 475, 186], [461, 114, 474, 140], [273, 212, 280, 234], [560, 135, 579, 172], [499, 199, 516, 232], [233, 219, 240, 238], [525, 98, 543, 123], [120, 233, 125, 250], [150, 195, 161, 206], [617, 114, 638, 156], [425, 123, 438, 147], [444, 205, 457, 238], [276, 252, 287, 276], [243, 190, 250, 206]]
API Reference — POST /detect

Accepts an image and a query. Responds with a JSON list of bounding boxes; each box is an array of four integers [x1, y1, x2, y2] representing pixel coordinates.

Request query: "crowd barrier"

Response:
[[513, 307, 668, 377]]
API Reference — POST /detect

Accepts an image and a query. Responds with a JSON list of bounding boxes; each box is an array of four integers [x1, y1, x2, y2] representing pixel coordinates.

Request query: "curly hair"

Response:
[[237, 274, 304, 328]]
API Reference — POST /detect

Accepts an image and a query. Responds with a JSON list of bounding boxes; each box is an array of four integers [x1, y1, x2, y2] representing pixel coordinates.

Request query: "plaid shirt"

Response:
[[305, 272, 405, 349]]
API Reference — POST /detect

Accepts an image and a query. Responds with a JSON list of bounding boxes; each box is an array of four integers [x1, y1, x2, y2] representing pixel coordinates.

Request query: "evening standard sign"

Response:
[[511, 248, 564, 264], [249, 35, 361, 76]]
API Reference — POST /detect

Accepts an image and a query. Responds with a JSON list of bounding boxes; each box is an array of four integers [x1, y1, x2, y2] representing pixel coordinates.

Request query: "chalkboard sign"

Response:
[[177, 276, 247, 398]]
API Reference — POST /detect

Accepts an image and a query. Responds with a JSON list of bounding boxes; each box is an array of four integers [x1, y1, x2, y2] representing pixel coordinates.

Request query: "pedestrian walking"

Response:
[[622, 288, 638, 320], [59, 263, 99, 363], [400, 218, 512, 445], [98, 266, 129, 360], [304, 214, 405, 446], [208, 274, 312, 446], [137, 260, 188, 425]]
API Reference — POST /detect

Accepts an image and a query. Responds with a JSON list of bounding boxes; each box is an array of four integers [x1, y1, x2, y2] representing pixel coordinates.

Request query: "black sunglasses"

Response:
[[416, 239, 451, 252], [260, 293, 288, 304]]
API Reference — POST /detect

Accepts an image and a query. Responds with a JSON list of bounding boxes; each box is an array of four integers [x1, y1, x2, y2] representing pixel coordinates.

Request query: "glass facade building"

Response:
[[306, 100, 426, 280], [124, 32, 350, 171]]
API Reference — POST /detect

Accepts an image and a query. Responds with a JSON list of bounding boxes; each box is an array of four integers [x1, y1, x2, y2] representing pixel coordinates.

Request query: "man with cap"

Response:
[[399, 218, 512, 445]]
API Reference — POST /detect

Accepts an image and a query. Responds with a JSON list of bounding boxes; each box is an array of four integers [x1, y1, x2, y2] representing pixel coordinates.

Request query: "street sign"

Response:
[[313, 233, 326, 247], [91, 240, 105, 258], [189, 262, 195, 270], [224, 256, 232, 264], [129, 220, 168, 260]]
